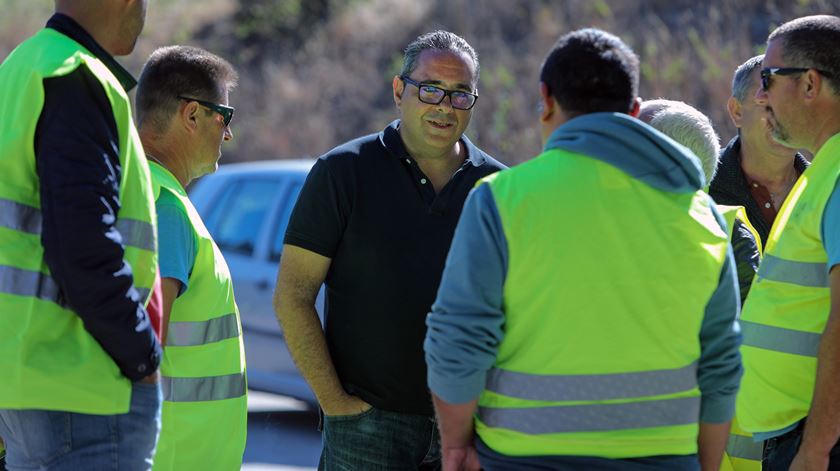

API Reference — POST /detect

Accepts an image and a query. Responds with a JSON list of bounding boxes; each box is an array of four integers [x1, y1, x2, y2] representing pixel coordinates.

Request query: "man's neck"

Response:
[[405, 140, 465, 193], [139, 129, 192, 188], [809, 112, 840, 156], [739, 136, 798, 190]]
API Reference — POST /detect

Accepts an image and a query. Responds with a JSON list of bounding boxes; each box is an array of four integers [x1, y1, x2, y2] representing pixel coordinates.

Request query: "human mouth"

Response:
[[426, 118, 454, 129]]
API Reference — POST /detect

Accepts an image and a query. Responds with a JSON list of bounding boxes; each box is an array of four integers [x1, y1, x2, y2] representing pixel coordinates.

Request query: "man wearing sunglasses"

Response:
[[275, 30, 504, 469], [134, 45, 246, 470], [734, 14, 840, 471]]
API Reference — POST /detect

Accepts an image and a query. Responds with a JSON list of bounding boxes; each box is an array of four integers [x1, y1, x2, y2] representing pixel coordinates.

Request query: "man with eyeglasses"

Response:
[[734, 14, 840, 471], [0, 1, 163, 469], [426, 28, 741, 470], [275, 30, 504, 469], [134, 45, 247, 471]]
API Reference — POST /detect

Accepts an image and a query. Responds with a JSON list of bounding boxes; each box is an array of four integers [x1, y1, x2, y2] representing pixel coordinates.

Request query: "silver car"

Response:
[[188, 159, 322, 405]]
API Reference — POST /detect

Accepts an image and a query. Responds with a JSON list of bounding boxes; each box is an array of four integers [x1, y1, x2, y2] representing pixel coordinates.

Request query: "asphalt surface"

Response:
[[243, 391, 321, 471]]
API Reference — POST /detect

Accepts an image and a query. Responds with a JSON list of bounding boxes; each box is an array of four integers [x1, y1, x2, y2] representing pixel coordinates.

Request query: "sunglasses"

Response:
[[400, 76, 478, 110], [760, 67, 832, 91], [178, 95, 234, 126]]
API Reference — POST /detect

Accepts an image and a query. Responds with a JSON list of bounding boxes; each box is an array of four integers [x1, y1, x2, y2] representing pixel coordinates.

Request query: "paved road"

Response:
[[243, 391, 321, 470]]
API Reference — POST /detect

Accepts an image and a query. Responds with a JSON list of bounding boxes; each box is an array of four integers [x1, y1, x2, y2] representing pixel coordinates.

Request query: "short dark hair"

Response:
[[732, 55, 763, 103], [400, 30, 479, 85], [136, 45, 238, 131], [768, 15, 840, 95], [540, 28, 639, 116]]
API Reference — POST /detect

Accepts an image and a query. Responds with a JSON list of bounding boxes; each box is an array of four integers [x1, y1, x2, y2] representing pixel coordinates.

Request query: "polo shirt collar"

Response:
[[379, 119, 488, 167], [46, 13, 138, 92]]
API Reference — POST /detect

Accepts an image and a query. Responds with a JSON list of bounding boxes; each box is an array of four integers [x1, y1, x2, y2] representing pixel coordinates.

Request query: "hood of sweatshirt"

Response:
[[544, 112, 705, 193]]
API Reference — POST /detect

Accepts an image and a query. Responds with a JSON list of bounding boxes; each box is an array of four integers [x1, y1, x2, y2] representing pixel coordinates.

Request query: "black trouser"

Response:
[[763, 419, 840, 470]]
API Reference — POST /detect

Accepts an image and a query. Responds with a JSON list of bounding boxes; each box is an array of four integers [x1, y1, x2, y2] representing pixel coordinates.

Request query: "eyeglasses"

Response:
[[400, 76, 478, 110], [760, 67, 832, 91], [178, 96, 234, 126]]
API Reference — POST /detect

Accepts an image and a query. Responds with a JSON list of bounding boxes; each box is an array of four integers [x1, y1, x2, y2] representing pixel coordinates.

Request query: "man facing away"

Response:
[[425, 28, 742, 471], [710, 54, 809, 247], [735, 14, 840, 471], [274, 30, 505, 469], [0, 1, 162, 470], [135, 46, 247, 471], [640, 99, 761, 305]]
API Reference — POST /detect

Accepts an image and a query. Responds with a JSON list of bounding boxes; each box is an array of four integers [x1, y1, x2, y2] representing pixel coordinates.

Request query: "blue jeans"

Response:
[[0, 382, 161, 471], [763, 420, 840, 470], [319, 406, 440, 470]]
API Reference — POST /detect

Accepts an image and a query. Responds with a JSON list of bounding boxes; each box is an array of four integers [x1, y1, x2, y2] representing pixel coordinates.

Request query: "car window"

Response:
[[204, 178, 279, 256], [269, 179, 305, 262]]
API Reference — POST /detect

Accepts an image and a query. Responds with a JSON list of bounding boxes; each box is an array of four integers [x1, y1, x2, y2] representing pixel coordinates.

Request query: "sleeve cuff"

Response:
[[427, 368, 487, 404], [699, 393, 737, 423], [283, 233, 335, 259], [120, 337, 162, 382]]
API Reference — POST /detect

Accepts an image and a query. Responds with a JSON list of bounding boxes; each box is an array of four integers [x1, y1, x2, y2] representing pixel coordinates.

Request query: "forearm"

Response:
[[698, 421, 730, 471], [800, 312, 840, 455], [433, 394, 478, 449], [159, 278, 181, 347], [275, 294, 347, 409]]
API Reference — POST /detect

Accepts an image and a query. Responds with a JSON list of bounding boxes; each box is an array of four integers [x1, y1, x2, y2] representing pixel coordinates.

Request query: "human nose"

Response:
[[436, 93, 454, 111], [224, 125, 233, 141]]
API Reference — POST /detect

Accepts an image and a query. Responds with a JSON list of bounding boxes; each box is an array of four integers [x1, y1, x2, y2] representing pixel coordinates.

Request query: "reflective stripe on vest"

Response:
[[115, 218, 156, 252], [741, 320, 820, 357], [0, 198, 40, 234], [726, 434, 763, 461], [757, 254, 828, 288], [0, 265, 150, 306], [0, 197, 155, 252], [166, 313, 240, 347], [485, 362, 697, 401], [478, 396, 700, 434], [162, 372, 246, 402], [0, 265, 60, 302]]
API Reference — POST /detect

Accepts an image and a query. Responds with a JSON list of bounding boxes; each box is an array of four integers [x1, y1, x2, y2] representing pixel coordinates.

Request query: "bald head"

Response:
[[55, 0, 147, 56]]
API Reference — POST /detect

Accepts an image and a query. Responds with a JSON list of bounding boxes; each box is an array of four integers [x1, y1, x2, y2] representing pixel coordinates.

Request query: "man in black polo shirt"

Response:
[[274, 30, 504, 469]]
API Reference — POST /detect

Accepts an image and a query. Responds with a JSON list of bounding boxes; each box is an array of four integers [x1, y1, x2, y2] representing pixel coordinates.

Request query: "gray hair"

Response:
[[640, 99, 721, 182], [400, 31, 479, 84], [769, 15, 840, 95], [732, 55, 764, 103]]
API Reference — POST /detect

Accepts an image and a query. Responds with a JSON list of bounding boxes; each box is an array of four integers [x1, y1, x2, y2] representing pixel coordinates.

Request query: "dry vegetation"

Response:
[[3, 0, 838, 165]]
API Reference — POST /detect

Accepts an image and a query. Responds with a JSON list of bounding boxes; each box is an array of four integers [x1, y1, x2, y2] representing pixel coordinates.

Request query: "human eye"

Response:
[[450, 91, 474, 108], [419, 85, 444, 98]]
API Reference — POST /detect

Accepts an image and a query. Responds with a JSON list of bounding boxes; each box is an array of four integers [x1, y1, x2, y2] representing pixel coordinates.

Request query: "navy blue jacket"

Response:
[[35, 14, 161, 381]]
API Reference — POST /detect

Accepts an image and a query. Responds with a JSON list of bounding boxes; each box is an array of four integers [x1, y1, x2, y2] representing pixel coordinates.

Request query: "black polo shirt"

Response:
[[285, 120, 505, 415]]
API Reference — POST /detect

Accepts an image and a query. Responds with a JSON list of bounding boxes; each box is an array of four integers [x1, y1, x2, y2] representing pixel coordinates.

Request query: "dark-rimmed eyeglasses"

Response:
[[178, 95, 234, 126], [760, 67, 832, 91], [400, 76, 478, 110]]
